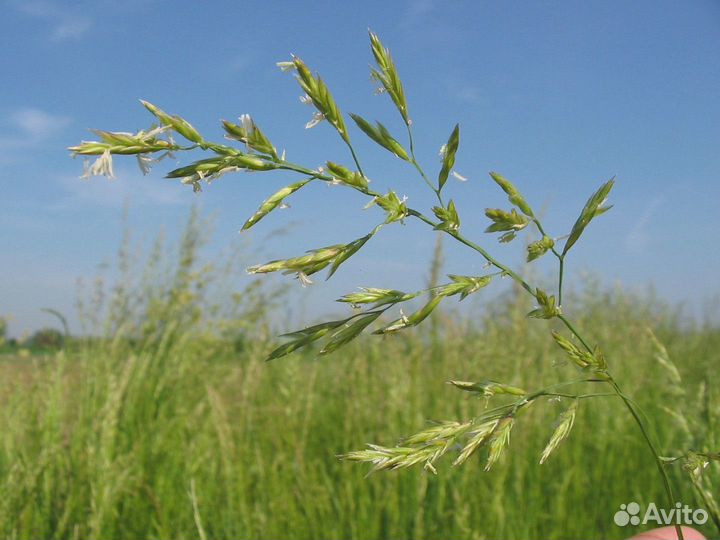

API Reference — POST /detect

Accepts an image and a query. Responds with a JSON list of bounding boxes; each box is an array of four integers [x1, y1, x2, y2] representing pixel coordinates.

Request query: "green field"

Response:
[[1, 219, 718, 540]]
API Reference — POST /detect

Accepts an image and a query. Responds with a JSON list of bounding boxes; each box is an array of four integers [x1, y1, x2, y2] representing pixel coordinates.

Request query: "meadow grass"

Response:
[[0, 218, 717, 539]]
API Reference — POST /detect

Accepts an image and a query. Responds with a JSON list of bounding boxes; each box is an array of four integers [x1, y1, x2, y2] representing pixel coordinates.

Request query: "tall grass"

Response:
[[0, 216, 717, 539]]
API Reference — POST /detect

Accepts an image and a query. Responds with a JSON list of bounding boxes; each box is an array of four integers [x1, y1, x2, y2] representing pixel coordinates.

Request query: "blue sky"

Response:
[[2, 0, 719, 336]]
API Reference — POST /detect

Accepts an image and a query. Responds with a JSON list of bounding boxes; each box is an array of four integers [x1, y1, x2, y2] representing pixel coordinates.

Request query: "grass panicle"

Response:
[[65, 31, 719, 540]]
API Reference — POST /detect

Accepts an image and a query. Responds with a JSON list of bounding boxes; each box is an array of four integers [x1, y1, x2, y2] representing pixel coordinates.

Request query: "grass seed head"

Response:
[[291, 56, 349, 143], [453, 420, 499, 466], [562, 177, 615, 256], [438, 274, 492, 300], [540, 399, 578, 464], [438, 125, 460, 191], [368, 31, 409, 125], [348, 114, 410, 161], [527, 236, 555, 262], [485, 417, 514, 471], [140, 100, 203, 143], [370, 191, 409, 223], [448, 380, 526, 397], [489, 172, 534, 218], [527, 289, 560, 319], [241, 179, 312, 231], [432, 200, 460, 232]]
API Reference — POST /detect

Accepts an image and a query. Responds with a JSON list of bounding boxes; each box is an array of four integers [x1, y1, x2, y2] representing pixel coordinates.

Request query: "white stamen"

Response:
[[181, 176, 202, 192], [296, 272, 313, 287], [81, 149, 115, 180], [363, 197, 378, 210], [157, 150, 175, 162], [305, 112, 325, 129], [207, 166, 241, 183], [143, 125, 171, 139], [136, 154, 154, 175], [276, 61, 295, 72], [451, 171, 468, 182], [81, 158, 90, 180], [239, 114, 253, 134]]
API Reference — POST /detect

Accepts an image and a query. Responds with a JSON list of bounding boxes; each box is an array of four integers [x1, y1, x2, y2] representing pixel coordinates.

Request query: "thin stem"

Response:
[[558, 256, 565, 307], [608, 377, 684, 540], [557, 314, 593, 354], [542, 392, 617, 399], [531, 379, 604, 397], [186, 137, 374, 200], [691, 476, 720, 533], [444, 228, 535, 296], [531, 217, 565, 305], [277, 162, 381, 198], [509, 379, 605, 414], [406, 123, 416, 157], [276, 161, 446, 243], [413, 159, 443, 205], [559, 303, 680, 538], [406, 124, 444, 205], [346, 142, 366, 178], [531, 218, 548, 238]]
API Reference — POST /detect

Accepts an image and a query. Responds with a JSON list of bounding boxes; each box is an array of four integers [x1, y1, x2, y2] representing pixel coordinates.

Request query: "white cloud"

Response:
[[10, 108, 72, 139], [229, 54, 252, 73], [452, 85, 483, 104], [12, 0, 93, 41], [51, 16, 93, 41], [0, 107, 73, 163]]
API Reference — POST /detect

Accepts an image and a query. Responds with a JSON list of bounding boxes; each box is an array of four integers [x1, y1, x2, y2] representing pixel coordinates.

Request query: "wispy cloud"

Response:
[[450, 84, 483, 104], [10, 108, 72, 139], [229, 53, 253, 73], [0, 107, 72, 163], [54, 168, 188, 209], [51, 17, 93, 41], [12, 0, 93, 41], [624, 196, 663, 254]]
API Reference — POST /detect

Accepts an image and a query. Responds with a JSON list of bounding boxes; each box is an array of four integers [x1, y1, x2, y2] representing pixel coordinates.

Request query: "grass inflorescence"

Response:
[[65, 31, 720, 539]]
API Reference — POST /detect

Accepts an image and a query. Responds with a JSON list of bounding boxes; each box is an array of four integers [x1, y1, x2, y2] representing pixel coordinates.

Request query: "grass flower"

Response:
[[305, 112, 325, 129], [81, 148, 115, 180]]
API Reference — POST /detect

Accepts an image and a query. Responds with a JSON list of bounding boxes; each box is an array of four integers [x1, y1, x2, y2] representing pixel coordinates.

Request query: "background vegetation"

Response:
[[0, 212, 717, 540]]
